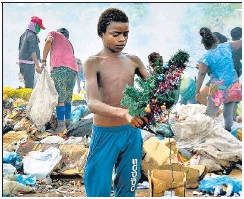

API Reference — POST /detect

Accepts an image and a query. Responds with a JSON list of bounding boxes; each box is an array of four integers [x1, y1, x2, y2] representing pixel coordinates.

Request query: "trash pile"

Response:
[[3, 86, 92, 196], [2, 86, 242, 197], [140, 103, 242, 197]]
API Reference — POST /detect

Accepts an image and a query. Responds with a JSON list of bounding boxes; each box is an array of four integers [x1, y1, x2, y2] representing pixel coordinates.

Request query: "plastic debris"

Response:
[[16, 174, 36, 186], [3, 164, 17, 176], [3, 179, 33, 195], [3, 151, 22, 169], [23, 147, 62, 180], [213, 185, 223, 196], [137, 181, 149, 189], [189, 154, 200, 166], [199, 175, 242, 194], [225, 184, 233, 197], [164, 190, 176, 197], [192, 191, 202, 196], [71, 105, 87, 124]]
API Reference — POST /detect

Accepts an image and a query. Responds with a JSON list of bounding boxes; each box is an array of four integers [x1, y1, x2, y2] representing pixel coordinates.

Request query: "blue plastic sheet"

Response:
[[199, 175, 242, 194]]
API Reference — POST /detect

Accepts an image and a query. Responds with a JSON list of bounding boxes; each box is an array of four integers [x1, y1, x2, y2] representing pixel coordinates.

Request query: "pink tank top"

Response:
[[47, 31, 78, 72]]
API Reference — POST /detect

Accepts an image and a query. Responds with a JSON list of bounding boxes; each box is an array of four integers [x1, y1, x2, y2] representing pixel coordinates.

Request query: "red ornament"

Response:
[[152, 99, 157, 104]]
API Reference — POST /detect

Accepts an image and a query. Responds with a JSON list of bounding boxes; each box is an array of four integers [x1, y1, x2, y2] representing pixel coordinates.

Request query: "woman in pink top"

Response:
[[41, 28, 78, 134]]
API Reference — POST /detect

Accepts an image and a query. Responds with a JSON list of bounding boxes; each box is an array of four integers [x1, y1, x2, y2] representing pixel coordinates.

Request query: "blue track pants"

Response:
[[84, 124, 142, 197]]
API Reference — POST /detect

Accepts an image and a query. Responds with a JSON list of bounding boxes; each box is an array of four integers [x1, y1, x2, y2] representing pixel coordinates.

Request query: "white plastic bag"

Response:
[[3, 164, 17, 176], [23, 147, 62, 180], [26, 67, 58, 130], [40, 135, 64, 144]]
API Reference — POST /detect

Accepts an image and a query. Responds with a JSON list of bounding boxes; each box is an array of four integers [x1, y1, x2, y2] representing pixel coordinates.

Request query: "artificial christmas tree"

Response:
[[121, 50, 190, 129]]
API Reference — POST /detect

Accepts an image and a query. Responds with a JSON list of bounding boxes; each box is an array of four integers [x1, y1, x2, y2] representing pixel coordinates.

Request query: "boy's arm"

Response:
[[133, 55, 151, 79], [83, 57, 146, 128]]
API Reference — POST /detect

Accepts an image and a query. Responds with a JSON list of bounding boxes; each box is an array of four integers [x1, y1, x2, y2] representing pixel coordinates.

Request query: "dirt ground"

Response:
[[16, 169, 241, 197], [18, 183, 197, 197], [15, 177, 206, 197]]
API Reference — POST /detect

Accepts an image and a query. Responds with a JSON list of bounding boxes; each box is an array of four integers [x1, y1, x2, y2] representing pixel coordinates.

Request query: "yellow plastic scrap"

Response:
[[80, 89, 86, 94], [72, 94, 83, 101], [8, 111, 19, 119], [58, 130, 68, 138]]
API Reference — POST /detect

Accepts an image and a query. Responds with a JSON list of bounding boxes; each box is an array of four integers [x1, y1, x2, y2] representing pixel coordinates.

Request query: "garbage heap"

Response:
[[2, 87, 243, 197], [3, 86, 92, 197]]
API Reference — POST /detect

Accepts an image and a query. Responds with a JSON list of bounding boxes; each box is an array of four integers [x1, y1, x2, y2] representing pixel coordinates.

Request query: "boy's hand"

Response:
[[125, 111, 148, 128]]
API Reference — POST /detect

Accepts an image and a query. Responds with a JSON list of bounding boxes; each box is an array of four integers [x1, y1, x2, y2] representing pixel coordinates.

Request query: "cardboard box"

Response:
[[149, 169, 186, 197]]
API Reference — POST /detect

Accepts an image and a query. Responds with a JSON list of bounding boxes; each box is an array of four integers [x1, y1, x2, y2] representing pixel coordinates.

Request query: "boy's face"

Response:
[[101, 21, 129, 53]]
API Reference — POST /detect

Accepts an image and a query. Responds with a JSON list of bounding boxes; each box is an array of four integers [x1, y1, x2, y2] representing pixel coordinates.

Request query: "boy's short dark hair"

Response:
[[97, 8, 129, 36], [231, 27, 242, 40]]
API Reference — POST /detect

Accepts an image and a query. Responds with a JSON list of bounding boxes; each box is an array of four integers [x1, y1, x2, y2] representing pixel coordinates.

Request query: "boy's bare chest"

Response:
[[97, 63, 136, 88]]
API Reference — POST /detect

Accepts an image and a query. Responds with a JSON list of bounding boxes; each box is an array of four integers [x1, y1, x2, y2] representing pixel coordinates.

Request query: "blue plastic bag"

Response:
[[15, 174, 36, 186], [71, 105, 87, 124], [199, 175, 242, 194], [3, 151, 22, 170], [3, 151, 18, 163]]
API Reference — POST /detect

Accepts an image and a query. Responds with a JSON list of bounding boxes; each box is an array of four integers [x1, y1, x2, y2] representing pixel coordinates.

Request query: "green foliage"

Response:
[[121, 83, 150, 117], [121, 50, 189, 122], [168, 50, 190, 68]]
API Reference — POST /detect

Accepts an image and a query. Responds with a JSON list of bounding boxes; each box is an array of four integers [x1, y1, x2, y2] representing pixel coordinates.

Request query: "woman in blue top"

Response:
[[195, 27, 242, 131]]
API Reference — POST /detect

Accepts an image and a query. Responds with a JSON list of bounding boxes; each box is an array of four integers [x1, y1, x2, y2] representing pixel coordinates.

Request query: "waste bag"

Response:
[[23, 147, 62, 180], [26, 67, 58, 130]]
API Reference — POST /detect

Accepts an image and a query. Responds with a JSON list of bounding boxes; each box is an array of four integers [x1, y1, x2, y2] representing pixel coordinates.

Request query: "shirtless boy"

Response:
[[83, 8, 150, 197]]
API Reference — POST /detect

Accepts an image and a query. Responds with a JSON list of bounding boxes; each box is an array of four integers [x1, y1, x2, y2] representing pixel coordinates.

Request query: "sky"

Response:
[[2, 2, 242, 92]]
